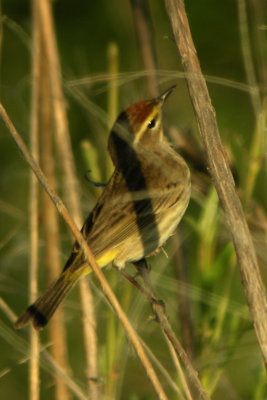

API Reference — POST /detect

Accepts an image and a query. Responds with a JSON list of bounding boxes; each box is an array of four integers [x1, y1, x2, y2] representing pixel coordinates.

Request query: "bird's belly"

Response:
[[157, 202, 186, 247], [114, 188, 190, 268]]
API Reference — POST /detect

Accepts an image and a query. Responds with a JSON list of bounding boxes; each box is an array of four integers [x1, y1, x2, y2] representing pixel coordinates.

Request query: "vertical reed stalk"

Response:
[[166, 336, 193, 400], [39, 36, 70, 399], [164, 0, 267, 369], [172, 233, 195, 359], [105, 42, 119, 398], [237, 0, 264, 206], [107, 42, 119, 175], [130, 0, 158, 97], [37, 1, 99, 397], [29, 1, 40, 399]]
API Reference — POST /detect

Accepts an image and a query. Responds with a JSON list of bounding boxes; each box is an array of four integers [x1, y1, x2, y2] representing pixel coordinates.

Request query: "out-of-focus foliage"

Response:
[[0, 1, 266, 399]]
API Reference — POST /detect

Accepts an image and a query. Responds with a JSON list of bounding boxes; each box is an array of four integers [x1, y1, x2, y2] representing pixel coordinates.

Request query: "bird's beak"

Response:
[[158, 85, 176, 104]]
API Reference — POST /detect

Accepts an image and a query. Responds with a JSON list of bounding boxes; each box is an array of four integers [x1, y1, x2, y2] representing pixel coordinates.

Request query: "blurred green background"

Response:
[[1, 1, 266, 399]]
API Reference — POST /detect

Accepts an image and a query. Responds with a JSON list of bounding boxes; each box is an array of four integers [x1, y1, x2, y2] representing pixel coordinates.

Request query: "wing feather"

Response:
[[82, 166, 185, 258]]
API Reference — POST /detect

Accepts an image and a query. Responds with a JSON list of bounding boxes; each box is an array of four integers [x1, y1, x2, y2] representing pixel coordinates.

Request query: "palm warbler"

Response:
[[15, 86, 191, 330]]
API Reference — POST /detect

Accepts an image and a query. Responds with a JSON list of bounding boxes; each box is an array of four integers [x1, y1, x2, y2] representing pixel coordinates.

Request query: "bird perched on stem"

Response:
[[15, 86, 191, 330]]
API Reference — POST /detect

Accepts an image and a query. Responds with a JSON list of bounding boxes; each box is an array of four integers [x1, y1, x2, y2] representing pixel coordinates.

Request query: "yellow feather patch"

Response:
[[63, 248, 119, 285], [96, 248, 119, 267]]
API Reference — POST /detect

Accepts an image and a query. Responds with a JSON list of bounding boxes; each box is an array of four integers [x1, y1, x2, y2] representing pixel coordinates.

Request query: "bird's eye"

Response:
[[147, 118, 156, 129]]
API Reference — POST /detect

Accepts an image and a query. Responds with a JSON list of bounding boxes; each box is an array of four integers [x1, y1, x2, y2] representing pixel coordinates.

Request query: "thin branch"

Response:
[[106, 42, 119, 176], [79, 279, 99, 400], [0, 104, 169, 400], [37, 1, 100, 397], [164, 0, 267, 368], [39, 32, 71, 400], [172, 233, 196, 359], [42, 352, 88, 400], [107, 42, 119, 129], [130, 0, 159, 97], [0, 298, 87, 400], [37, 0, 80, 221], [141, 338, 186, 399], [29, 1, 40, 398], [237, 0, 264, 206], [237, 0, 261, 117], [132, 262, 210, 400], [165, 336, 193, 400]]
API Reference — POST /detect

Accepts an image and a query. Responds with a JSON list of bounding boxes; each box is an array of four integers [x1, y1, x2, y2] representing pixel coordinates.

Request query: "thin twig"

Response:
[[251, 1, 267, 91], [165, 336, 193, 400], [39, 30, 71, 399], [42, 352, 88, 400], [164, 0, 267, 368], [79, 279, 100, 400], [141, 338, 186, 399], [29, 2, 40, 398], [0, 297, 17, 323], [105, 43, 119, 399], [123, 264, 193, 400], [130, 0, 159, 97], [237, 0, 264, 207], [0, 298, 87, 400], [107, 42, 119, 129], [133, 262, 210, 400], [172, 233, 196, 359], [237, 0, 261, 117], [0, 104, 169, 400], [107, 42, 119, 176], [37, 1, 100, 397], [37, 0, 80, 221]]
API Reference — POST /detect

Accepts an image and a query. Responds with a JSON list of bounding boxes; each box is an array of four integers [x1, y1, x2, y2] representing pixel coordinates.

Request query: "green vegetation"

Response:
[[0, 1, 266, 399]]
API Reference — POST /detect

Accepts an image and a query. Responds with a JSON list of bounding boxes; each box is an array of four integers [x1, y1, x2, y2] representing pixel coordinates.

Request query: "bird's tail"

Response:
[[15, 268, 83, 330]]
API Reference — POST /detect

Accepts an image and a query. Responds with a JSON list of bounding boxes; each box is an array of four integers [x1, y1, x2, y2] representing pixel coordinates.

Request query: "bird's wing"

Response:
[[81, 164, 185, 259]]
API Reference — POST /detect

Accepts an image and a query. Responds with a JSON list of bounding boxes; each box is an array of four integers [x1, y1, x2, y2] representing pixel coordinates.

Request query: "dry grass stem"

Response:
[[29, 2, 40, 398], [136, 263, 211, 400], [237, 0, 261, 117], [79, 278, 100, 400], [164, 0, 267, 369], [107, 42, 119, 175], [172, 233, 195, 359], [78, 261, 100, 396], [130, 0, 158, 97], [166, 337, 193, 400], [37, 1, 100, 397], [38, 0, 80, 221], [107, 42, 119, 128], [140, 338, 186, 399], [39, 32, 70, 399], [252, 1, 267, 89], [0, 297, 18, 321], [42, 352, 88, 400], [237, 0, 264, 206], [0, 298, 88, 400], [0, 104, 169, 400]]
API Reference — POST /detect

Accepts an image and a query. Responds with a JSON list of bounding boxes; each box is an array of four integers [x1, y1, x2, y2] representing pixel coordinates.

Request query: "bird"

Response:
[[15, 86, 191, 330]]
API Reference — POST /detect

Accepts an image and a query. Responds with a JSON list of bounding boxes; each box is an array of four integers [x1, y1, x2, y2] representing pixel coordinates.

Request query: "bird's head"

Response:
[[108, 86, 175, 167]]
